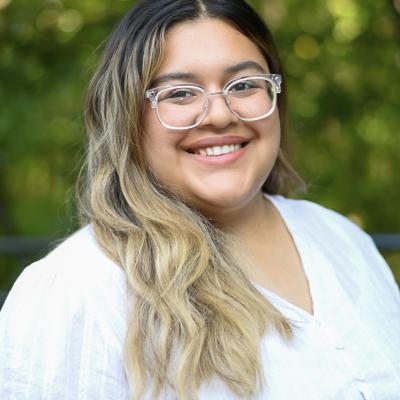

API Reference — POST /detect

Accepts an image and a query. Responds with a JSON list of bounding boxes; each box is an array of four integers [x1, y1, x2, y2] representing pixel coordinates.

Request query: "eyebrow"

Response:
[[150, 60, 267, 87], [224, 60, 266, 75]]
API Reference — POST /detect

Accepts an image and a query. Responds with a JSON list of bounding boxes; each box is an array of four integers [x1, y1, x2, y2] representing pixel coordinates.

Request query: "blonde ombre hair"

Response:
[[78, 0, 304, 398]]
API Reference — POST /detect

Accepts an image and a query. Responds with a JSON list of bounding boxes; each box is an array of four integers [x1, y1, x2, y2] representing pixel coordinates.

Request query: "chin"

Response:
[[189, 186, 259, 214]]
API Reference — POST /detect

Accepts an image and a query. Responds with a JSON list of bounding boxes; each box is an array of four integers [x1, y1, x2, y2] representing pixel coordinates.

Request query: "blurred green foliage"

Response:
[[1, 0, 400, 290]]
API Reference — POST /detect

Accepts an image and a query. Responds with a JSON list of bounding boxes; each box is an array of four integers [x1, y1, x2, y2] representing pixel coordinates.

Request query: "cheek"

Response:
[[143, 112, 166, 174], [254, 112, 282, 177], [253, 110, 281, 150], [269, 109, 281, 136], [142, 117, 185, 186], [269, 120, 282, 169], [268, 111, 281, 148], [143, 132, 169, 175], [144, 138, 174, 190]]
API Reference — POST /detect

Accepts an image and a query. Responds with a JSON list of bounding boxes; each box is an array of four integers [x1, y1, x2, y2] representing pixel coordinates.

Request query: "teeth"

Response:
[[214, 147, 223, 156], [195, 144, 243, 156]]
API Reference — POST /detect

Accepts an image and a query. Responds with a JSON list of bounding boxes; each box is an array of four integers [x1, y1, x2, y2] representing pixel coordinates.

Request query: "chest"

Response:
[[246, 227, 314, 316], [198, 309, 400, 400]]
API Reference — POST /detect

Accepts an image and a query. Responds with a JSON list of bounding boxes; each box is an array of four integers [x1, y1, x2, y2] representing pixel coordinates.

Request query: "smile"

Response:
[[185, 141, 250, 166], [193, 143, 246, 156]]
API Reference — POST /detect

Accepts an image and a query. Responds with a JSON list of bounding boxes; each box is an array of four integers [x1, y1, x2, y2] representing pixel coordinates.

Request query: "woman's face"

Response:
[[142, 18, 281, 219]]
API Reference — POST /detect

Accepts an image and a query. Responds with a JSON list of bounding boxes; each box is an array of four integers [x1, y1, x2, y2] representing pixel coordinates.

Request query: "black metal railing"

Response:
[[369, 234, 400, 252], [0, 237, 53, 256], [1, 234, 400, 309]]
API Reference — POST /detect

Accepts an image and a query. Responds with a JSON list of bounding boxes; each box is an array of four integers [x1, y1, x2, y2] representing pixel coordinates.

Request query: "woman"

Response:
[[1, 0, 399, 399]]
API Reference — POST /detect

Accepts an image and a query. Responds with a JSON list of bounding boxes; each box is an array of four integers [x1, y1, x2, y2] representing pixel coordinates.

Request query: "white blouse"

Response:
[[1, 194, 400, 400]]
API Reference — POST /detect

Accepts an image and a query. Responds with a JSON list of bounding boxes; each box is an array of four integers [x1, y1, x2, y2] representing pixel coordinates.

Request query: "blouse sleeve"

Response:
[[356, 229, 400, 314], [296, 198, 400, 315], [0, 257, 130, 400]]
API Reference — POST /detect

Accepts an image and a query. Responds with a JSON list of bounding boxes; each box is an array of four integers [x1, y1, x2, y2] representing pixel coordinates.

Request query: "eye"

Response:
[[169, 89, 195, 98], [159, 88, 199, 103], [230, 80, 258, 92]]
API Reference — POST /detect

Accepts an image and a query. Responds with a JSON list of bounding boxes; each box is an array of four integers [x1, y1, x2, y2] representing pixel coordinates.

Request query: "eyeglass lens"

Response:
[[156, 77, 276, 129]]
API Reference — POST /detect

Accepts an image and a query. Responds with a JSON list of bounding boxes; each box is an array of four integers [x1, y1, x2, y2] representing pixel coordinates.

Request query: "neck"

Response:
[[209, 192, 276, 242]]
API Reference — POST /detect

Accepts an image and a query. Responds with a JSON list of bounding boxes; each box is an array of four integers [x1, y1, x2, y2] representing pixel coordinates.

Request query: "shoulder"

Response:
[[2, 225, 128, 323], [268, 194, 370, 249], [45, 225, 126, 281], [0, 224, 129, 333], [0, 226, 129, 398], [268, 194, 400, 312], [7, 226, 124, 305]]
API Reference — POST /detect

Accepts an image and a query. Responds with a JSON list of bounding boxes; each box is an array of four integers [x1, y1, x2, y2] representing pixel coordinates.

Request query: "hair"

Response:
[[78, 0, 305, 399]]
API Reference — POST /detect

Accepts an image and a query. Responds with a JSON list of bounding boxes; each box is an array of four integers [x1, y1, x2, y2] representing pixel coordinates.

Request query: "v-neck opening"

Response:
[[251, 193, 318, 323]]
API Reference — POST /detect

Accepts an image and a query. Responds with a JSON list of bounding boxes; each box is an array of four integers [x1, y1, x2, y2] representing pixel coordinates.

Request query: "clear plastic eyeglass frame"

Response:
[[145, 74, 282, 131]]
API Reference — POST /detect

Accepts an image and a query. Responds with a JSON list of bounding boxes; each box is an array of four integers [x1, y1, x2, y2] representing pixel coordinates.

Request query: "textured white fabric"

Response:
[[1, 194, 400, 399]]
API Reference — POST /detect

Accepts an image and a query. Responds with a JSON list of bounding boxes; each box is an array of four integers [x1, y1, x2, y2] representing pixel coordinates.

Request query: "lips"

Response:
[[183, 135, 250, 154]]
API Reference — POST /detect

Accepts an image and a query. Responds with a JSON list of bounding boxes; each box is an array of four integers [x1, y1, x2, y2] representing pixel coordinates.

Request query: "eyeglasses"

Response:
[[145, 74, 282, 130]]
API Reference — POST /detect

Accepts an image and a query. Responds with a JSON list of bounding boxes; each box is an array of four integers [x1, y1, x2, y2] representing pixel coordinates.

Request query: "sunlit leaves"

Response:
[[257, 0, 400, 233], [0, 0, 399, 280]]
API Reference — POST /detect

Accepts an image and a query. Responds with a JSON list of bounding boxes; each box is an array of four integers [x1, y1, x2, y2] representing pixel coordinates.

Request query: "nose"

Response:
[[199, 92, 238, 130]]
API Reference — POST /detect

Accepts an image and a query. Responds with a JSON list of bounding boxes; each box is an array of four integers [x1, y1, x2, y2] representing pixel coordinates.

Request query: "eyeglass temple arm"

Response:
[[271, 74, 282, 94], [146, 90, 158, 109]]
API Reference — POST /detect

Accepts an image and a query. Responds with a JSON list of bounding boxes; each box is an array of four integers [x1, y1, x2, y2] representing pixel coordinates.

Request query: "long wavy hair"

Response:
[[78, 0, 304, 398]]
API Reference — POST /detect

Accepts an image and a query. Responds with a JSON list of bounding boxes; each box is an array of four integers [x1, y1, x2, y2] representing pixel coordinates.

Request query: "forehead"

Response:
[[156, 18, 269, 80]]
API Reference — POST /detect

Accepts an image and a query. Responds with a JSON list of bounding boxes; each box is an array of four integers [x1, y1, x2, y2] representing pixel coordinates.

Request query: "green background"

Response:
[[1, 0, 399, 291]]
